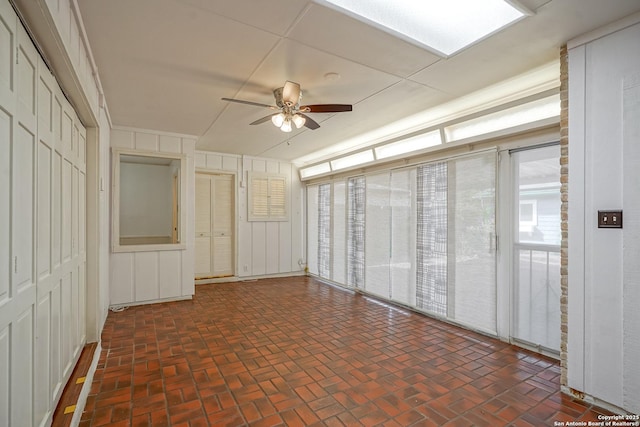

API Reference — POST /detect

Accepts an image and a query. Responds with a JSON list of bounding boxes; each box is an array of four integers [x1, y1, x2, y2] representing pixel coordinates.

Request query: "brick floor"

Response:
[[73, 276, 611, 426]]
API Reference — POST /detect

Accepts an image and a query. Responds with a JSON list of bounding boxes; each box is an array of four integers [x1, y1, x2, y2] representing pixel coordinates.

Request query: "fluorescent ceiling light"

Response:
[[375, 130, 442, 160], [316, 0, 527, 56], [444, 94, 560, 141], [300, 162, 331, 179], [331, 150, 374, 171]]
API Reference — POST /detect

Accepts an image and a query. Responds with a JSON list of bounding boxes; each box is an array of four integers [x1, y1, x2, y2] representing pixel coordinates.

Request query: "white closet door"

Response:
[[212, 175, 233, 276], [7, 18, 38, 427], [35, 65, 55, 423], [195, 174, 234, 278], [0, 3, 88, 424], [0, 3, 12, 419], [0, 2, 15, 320], [195, 174, 212, 276], [0, 9, 50, 424]]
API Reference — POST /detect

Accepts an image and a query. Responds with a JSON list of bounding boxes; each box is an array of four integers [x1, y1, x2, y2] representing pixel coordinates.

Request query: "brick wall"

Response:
[[559, 44, 569, 386]]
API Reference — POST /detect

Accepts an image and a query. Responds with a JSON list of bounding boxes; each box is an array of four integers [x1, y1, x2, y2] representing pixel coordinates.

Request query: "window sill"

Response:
[[112, 243, 186, 253]]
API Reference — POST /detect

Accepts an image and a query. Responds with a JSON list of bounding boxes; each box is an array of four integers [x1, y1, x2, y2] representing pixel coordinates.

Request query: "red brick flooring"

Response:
[[76, 276, 611, 426]]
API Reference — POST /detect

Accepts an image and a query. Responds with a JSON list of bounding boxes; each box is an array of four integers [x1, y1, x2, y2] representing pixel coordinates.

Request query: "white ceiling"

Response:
[[77, 0, 640, 163]]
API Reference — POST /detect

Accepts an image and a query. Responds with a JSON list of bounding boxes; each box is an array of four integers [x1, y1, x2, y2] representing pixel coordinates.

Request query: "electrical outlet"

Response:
[[243, 265, 248, 272], [598, 210, 623, 228]]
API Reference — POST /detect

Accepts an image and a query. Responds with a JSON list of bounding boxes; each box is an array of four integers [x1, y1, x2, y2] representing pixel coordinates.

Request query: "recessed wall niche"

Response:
[[112, 149, 187, 252]]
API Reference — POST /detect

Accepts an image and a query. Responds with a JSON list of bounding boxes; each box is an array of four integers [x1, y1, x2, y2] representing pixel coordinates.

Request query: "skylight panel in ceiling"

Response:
[[315, 0, 529, 56]]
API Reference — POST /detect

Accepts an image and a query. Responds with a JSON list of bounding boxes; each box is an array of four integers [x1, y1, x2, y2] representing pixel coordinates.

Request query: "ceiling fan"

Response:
[[221, 81, 352, 132]]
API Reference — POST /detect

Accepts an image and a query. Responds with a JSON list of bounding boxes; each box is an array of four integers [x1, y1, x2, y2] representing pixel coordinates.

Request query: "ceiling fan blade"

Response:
[[221, 97, 277, 109], [249, 114, 278, 125], [299, 113, 320, 130], [301, 104, 352, 113], [282, 81, 301, 106]]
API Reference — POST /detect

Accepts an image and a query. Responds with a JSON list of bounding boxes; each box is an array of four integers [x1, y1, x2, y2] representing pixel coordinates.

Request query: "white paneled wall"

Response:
[[110, 129, 195, 305], [195, 151, 304, 278], [0, 1, 87, 425], [568, 20, 640, 413], [41, 0, 102, 120]]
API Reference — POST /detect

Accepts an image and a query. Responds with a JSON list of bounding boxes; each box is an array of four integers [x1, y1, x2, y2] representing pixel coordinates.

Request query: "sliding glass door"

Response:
[[511, 145, 561, 352], [306, 151, 497, 334]]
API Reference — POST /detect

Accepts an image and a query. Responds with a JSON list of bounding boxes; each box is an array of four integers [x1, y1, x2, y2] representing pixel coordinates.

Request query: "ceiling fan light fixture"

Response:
[[272, 113, 285, 127], [282, 81, 302, 106], [281, 119, 293, 133], [292, 114, 306, 129], [222, 80, 352, 132]]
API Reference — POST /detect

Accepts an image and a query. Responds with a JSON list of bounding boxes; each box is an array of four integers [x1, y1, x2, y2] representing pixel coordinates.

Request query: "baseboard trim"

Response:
[[195, 271, 306, 285], [70, 341, 102, 427], [109, 295, 192, 310]]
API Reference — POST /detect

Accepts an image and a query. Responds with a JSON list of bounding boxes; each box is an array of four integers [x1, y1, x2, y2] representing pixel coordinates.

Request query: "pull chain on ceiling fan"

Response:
[[222, 81, 352, 132]]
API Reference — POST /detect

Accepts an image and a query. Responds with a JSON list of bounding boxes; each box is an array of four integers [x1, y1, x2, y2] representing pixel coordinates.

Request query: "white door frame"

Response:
[[195, 171, 237, 279], [497, 142, 561, 358]]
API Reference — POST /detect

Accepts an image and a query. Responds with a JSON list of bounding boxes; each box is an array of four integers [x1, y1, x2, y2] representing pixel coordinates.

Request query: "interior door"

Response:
[[511, 145, 561, 353], [195, 173, 234, 278]]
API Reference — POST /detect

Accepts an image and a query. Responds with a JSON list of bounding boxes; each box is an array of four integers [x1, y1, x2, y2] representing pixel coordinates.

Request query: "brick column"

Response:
[[559, 45, 569, 386]]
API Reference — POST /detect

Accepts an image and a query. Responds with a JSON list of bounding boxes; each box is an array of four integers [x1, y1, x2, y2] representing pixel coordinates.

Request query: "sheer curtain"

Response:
[[448, 153, 496, 333], [414, 153, 497, 332], [390, 170, 417, 306], [347, 177, 365, 288], [332, 181, 346, 284], [307, 185, 319, 275], [318, 184, 331, 279], [416, 162, 448, 315], [307, 152, 497, 334], [365, 173, 391, 298]]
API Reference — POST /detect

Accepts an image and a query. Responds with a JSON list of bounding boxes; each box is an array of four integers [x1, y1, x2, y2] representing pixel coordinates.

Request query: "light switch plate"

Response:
[[598, 210, 623, 228]]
